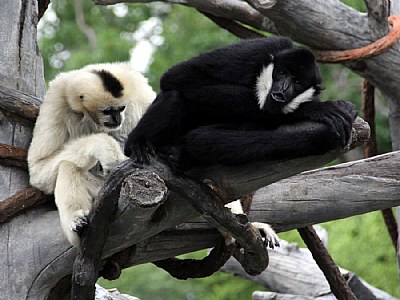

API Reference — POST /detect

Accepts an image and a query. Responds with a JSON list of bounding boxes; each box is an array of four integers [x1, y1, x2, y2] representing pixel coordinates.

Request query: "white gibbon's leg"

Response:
[[52, 134, 127, 246], [55, 161, 94, 246], [224, 200, 280, 248]]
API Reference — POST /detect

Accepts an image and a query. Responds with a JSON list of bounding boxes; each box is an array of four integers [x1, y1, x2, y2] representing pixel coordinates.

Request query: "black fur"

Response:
[[124, 36, 357, 168], [93, 69, 124, 98]]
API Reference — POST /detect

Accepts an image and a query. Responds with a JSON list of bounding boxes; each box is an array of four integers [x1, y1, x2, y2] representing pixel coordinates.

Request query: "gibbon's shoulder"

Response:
[[159, 36, 294, 90]]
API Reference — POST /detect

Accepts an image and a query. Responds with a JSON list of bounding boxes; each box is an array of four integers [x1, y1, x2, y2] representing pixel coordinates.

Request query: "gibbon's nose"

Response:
[[106, 113, 122, 127], [271, 92, 286, 103]]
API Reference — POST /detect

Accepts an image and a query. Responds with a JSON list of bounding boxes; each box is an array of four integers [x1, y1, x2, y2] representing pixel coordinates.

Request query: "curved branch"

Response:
[[0, 84, 40, 126], [93, 0, 275, 33]]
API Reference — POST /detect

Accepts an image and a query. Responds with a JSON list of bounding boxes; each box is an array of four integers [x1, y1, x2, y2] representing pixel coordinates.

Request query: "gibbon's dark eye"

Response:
[[118, 106, 126, 112], [79, 95, 84, 101], [293, 77, 300, 84]]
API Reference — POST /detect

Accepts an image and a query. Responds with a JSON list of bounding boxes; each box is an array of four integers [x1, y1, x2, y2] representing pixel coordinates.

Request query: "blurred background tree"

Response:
[[38, 0, 397, 298]]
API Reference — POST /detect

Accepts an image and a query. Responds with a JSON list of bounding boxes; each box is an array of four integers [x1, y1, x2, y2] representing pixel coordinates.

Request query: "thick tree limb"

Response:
[[0, 84, 41, 127], [0, 187, 50, 223], [0, 143, 28, 170], [8, 144, 399, 299], [298, 226, 357, 300], [74, 118, 369, 298], [92, 0, 275, 33], [221, 240, 396, 300]]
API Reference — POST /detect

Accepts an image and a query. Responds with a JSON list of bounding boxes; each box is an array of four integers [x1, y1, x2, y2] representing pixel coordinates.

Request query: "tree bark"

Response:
[[0, 0, 45, 298], [222, 240, 396, 300], [7, 147, 400, 299]]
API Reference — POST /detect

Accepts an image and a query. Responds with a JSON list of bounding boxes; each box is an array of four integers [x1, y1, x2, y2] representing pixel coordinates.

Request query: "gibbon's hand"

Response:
[[124, 135, 155, 164], [298, 100, 358, 148]]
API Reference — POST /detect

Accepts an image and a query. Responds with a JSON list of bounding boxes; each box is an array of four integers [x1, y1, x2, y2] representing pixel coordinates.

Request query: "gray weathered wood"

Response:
[[250, 150, 400, 232], [221, 239, 397, 300], [5, 148, 399, 299], [0, 1, 45, 299]]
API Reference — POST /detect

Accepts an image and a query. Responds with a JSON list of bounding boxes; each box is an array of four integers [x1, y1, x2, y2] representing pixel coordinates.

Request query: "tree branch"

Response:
[[298, 226, 357, 300], [222, 239, 396, 300], [0, 143, 28, 170], [0, 84, 41, 127], [92, 0, 275, 33], [0, 187, 50, 223]]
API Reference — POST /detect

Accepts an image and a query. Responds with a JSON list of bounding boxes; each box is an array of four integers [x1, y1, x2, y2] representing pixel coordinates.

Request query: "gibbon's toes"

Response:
[[71, 215, 89, 236], [251, 222, 280, 249]]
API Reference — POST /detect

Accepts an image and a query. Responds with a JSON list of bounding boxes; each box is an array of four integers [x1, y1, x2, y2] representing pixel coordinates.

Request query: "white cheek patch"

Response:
[[256, 63, 274, 110], [282, 87, 315, 114]]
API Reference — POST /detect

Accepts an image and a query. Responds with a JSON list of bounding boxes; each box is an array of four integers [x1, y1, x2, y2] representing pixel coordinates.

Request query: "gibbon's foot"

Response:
[[124, 136, 155, 164], [70, 214, 89, 236], [221, 221, 279, 249], [251, 222, 280, 249]]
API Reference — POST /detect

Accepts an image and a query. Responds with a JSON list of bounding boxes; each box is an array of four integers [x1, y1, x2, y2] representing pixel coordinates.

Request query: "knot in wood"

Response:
[[120, 170, 168, 208]]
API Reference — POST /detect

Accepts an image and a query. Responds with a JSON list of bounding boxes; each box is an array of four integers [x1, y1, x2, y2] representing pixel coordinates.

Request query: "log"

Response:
[[0, 84, 41, 127], [221, 239, 397, 300], [0, 117, 382, 299], [17, 146, 400, 299], [250, 150, 400, 232]]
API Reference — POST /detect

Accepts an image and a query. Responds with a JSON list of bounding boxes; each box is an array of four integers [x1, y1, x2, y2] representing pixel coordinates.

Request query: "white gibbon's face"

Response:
[[67, 69, 129, 131]]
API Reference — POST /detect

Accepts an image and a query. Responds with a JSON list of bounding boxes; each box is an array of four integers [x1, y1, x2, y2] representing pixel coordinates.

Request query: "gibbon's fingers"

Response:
[[328, 101, 356, 146], [71, 215, 89, 236], [146, 140, 156, 157], [251, 222, 280, 249], [327, 111, 348, 147], [133, 142, 151, 164]]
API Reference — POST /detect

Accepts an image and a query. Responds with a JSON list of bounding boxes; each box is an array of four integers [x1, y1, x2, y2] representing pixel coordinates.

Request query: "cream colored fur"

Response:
[[224, 200, 280, 248], [28, 62, 155, 246]]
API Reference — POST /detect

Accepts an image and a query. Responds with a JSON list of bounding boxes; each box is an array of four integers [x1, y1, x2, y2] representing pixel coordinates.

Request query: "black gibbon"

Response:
[[28, 62, 156, 246], [124, 36, 357, 168]]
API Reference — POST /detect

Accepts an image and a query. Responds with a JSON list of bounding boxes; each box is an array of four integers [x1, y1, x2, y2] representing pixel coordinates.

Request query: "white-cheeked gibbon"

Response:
[[28, 62, 156, 246]]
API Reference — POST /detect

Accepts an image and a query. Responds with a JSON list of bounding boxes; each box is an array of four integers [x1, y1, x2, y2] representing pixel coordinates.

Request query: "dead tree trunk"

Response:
[[0, 0, 45, 298]]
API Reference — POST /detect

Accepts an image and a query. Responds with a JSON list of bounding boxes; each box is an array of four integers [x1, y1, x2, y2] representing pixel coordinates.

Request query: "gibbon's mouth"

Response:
[[104, 123, 121, 129]]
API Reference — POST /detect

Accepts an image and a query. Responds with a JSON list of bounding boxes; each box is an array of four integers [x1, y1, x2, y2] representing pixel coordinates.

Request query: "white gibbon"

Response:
[[28, 62, 156, 246]]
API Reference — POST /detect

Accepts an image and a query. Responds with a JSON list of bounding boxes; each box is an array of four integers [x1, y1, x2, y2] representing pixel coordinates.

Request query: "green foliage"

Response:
[[147, 5, 238, 91], [39, 0, 152, 81]]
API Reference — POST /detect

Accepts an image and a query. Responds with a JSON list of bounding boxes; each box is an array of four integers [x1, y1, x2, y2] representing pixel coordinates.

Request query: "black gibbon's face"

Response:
[[256, 48, 323, 115]]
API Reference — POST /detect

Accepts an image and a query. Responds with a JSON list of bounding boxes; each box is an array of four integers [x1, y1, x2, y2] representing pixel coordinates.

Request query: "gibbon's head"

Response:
[[64, 67, 130, 131], [256, 48, 323, 115]]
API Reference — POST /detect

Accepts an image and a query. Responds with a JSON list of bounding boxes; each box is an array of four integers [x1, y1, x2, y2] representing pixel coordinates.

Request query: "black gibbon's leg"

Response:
[[124, 90, 184, 163], [174, 123, 344, 167]]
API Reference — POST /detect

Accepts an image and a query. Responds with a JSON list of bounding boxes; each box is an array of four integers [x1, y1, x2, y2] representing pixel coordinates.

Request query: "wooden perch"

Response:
[[72, 117, 370, 299], [0, 84, 41, 127], [2, 117, 382, 300], [221, 240, 396, 300], [0, 143, 28, 170]]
